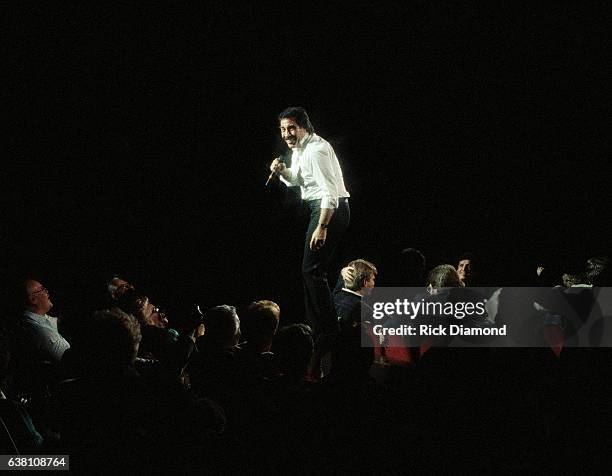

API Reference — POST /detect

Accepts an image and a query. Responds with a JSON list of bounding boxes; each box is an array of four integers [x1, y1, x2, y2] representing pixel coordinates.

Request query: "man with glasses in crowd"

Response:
[[20, 279, 70, 363]]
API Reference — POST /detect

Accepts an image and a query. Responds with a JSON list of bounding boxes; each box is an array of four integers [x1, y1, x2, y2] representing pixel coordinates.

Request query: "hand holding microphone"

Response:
[[266, 157, 286, 186]]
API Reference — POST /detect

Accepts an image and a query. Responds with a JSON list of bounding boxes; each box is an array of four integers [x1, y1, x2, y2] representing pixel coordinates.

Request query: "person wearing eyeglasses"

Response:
[[20, 279, 70, 363], [115, 289, 201, 378]]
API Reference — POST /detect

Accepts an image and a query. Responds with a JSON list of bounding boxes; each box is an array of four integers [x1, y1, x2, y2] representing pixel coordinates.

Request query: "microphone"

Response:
[[265, 156, 283, 186]]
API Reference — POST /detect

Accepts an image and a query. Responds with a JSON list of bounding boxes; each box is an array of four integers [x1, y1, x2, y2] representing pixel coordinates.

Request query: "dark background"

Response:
[[4, 2, 610, 325]]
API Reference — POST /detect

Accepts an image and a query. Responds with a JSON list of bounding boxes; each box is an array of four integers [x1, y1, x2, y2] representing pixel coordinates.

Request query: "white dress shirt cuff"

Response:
[[321, 196, 338, 209]]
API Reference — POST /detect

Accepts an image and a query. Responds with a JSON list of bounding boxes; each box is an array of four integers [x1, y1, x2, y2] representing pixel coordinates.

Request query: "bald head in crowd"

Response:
[[24, 279, 53, 315]]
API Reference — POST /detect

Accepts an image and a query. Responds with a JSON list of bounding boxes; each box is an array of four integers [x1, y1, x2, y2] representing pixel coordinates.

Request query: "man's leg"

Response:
[[302, 200, 350, 351]]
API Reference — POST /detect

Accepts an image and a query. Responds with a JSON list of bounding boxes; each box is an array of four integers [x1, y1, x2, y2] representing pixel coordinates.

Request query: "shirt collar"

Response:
[[342, 288, 363, 297], [23, 310, 50, 320], [297, 133, 314, 149]]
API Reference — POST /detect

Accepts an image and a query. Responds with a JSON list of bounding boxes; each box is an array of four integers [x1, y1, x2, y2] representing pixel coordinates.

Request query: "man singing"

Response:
[[270, 107, 350, 357]]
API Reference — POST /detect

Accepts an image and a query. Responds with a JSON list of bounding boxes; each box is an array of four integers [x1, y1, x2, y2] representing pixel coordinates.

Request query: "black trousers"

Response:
[[302, 198, 350, 349]]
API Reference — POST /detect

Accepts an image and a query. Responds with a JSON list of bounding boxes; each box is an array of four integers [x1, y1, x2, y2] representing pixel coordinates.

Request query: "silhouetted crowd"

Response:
[[1, 251, 611, 472]]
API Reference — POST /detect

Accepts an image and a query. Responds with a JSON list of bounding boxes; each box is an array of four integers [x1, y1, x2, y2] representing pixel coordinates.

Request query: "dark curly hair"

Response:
[[278, 107, 315, 133]]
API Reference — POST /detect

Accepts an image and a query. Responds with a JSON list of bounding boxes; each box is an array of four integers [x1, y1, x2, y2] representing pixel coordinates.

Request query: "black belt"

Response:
[[305, 197, 349, 204]]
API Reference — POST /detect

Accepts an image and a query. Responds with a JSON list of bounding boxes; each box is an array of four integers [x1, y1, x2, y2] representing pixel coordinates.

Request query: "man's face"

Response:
[[362, 273, 376, 295], [457, 259, 472, 283], [279, 117, 308, 149], [26, 279, 53, 313], [141, 297, 168, 328]]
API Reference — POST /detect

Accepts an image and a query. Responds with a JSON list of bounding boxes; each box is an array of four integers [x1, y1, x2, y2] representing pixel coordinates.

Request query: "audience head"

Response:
[[23, 279, 53, 315], [561, 260, 587, 288], [202, 305, 241, 350], [273, 324, 314, 378], [107, 275, 135, 301], [83, 308, 142, 371], [427, 264, 463, 293], [241, 300, 280, 353], [116, 289, 168, 328], [344, 259, 377, 294], [585, 256, 609, 286], [399, 247, 426, 286], [562, 273, 584, 288], [457, 252, 477, 286]]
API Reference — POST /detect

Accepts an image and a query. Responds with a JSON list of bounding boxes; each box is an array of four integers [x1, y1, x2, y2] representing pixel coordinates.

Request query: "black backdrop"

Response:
[[4, 2, 610, 325]]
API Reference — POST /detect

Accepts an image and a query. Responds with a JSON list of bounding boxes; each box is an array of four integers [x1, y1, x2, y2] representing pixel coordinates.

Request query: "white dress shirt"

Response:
[[22, 311, 71, 362], [280, 133, 349, 209]]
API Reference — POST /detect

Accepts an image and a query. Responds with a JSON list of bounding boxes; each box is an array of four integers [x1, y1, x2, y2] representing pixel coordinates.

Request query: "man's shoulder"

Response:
[[20, 312, 42, 327], [306, 134, 331, 152], [16, 317, 49, 347], [335, 289, 362, 305], [22, 312, 55, 324]]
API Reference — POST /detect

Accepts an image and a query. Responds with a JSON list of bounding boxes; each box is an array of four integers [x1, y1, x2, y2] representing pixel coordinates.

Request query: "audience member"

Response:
[[399, 247, 426, 286], [334, 259, 377, 329], [18, 279, 70, 364], [585, 256, 609, 286], [115, 289, 196, 378], [561, 261, 589, 288], [457, 252, 477, 286], [238, 300, 280, 380], [240, 300, 280, 354], [427, 264, 463, 292], [197, 305, 241, 351], [106, 275, 135, 302], [9, 279, 70, 399], [2, 245, 610, 470], [273, 324, 315, 381], [0, 328, 44, 453], [55, 308, 225, 470], [189, 305, 243, 407], [252, 324, 320, 472]]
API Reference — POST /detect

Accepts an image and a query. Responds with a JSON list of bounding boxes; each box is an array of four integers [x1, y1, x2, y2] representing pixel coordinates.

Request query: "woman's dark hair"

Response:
[[85, 308, 142, 369]]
